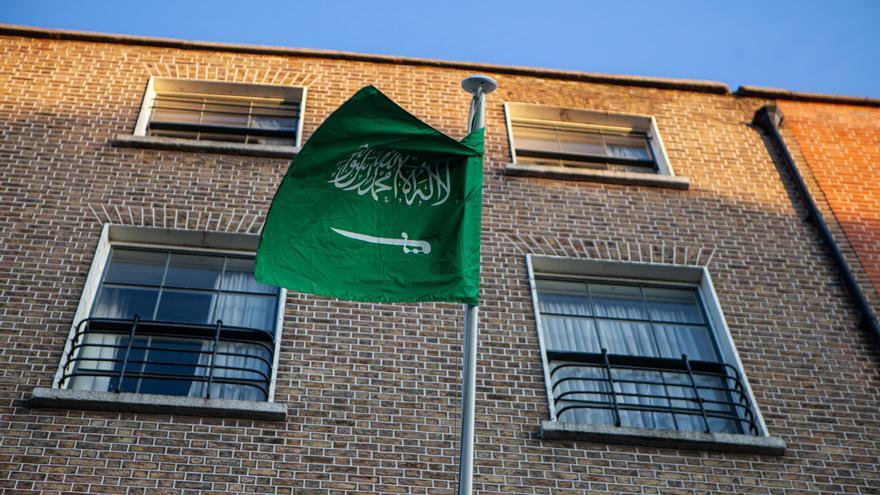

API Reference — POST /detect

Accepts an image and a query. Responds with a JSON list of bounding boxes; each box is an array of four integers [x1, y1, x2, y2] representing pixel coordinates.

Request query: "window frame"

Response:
[[133, 77, 307, 148], [504, 102, 675, 176], [53, 224, 286, 403], [525, 254, 769, 436]]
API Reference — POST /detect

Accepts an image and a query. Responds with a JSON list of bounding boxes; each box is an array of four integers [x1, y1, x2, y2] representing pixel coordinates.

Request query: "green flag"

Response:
[[255, 86, 484, 305]]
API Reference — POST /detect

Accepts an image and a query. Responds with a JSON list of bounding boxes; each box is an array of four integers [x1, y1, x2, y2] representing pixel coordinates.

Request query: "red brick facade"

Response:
[[778, 101, 880, 306], [1, 27, 879, 494]]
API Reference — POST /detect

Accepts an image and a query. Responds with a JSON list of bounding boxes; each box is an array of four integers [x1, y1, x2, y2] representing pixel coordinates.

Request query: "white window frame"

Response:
[[53, 224, 286, 402], [133, 77, 307, 148], [504, 102, 675, 176], [525, 254, 770, 436]]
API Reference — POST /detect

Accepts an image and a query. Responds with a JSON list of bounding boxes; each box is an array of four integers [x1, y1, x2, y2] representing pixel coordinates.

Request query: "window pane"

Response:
[[104, 249, 166, 285], [164, 253, 223, 289], [251, 115, 297, 131], [513, 125, 560, 153], [215, 294, 276, 332], [151, 97, 203, 125], [201, 102, 250, 128], [537, 280, 589, 315], [92, 286, 159, 320], [654, 324, 717, 361], [644, 287, 704, 324], [155, 290, 215, 325], [557, 129, 604, 156], [597, 320, 658, 357], [590, 283, 648, 320], [604, 134, 651, 160], [137, 338, 204, 396], [541, 316, 598, 353], [222, 258, 276, 294]]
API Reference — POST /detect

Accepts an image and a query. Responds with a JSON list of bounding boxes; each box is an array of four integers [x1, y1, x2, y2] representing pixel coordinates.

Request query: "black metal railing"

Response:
[[547, 350, 760, 435], [59, 317, 274, 401]]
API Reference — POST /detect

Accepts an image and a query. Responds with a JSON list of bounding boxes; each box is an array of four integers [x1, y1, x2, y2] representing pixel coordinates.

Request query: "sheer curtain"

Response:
[[187, 268, 274, 400], [69, 287, 154, 392]]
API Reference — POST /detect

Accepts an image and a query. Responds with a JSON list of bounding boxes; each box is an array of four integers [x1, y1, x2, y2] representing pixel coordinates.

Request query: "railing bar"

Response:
[[600, 349, 621, 427], [114, 315, 140, 393], [206, 320, 223, 399], [682, 354, 711, 433], [151, 104, 300, 117]]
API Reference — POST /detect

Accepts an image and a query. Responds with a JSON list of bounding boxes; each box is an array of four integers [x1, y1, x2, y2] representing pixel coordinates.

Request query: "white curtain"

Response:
[[68, 333, 121, 392], [189, 341, 268, 401]]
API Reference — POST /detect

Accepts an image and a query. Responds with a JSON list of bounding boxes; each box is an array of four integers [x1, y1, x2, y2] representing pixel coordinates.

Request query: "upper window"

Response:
[[506, 103, 673, 175], [57, 227, 283, 402], [134, 78, 306, 147], [528, 256, 765, 436]]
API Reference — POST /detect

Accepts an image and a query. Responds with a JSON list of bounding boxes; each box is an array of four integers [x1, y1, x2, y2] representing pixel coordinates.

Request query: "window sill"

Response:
[[540, 420, 785, 456], [29, 387, 287, 421], [111, 134, 300, 158], [504, 163, 690, 190]]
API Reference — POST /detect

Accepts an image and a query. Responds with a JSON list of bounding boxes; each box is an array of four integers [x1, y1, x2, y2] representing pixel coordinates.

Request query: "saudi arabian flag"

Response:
[[255, 86, 484, 305]]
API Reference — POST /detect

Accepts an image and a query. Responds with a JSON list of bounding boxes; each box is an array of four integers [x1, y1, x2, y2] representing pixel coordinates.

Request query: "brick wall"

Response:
[[0, 31, 878, 494]]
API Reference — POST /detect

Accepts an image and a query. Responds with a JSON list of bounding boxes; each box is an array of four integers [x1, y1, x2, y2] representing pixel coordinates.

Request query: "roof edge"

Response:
[[0, 23, 731, 95], [736, 85, 880, 108]]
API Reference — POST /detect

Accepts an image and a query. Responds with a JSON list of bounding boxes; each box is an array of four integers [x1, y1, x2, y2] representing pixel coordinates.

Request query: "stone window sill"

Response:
[[540, 420, 785, 456], [29, 387, 287, 421], [505, 163, 690, 190], [111, 134, 299, 159]]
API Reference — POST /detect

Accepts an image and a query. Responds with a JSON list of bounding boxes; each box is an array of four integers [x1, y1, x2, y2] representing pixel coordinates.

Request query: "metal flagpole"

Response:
[[458, 75, 497, 495]]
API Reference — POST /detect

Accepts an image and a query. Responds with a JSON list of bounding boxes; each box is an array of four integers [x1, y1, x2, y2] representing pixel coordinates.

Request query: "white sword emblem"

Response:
[[331, 228, 432, 254]]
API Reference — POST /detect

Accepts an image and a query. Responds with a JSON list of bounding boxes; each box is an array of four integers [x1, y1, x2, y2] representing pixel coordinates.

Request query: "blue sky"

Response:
[[4, 0, 879, 97]]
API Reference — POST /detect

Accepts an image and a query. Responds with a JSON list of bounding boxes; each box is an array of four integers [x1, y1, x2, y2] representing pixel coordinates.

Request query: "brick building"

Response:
[[1, 25, 879, 494]]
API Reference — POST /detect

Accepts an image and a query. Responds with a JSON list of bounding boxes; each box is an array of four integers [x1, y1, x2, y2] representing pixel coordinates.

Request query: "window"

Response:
[[56, 227, 283, 403], [505, 103, 673, 175], [528, 256, 765, 437], [134, 78, 306, 147]]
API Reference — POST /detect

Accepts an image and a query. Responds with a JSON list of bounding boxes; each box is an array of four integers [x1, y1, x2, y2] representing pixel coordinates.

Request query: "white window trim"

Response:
[[133, 76, 308, 148], [53, 224, 287, 403], [525, 254, 770, 436], [504, 102, 676, 176]]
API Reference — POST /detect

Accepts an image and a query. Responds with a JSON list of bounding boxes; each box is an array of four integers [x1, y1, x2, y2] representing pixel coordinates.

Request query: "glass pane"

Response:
[[151, 97, 203, 124], [201, 102, 249, 128], [149, 129, 200, 140], [604, 134, 651, 160], [92, 286, 159, 320], [513, 125, 560, 153], [590, 283, 648, 320], [654, 324, 717, 361], [222, 258, 276, 294], [137, 338, 203, 396], [251, 115, 297, 130], [644, 287, 704, 324], [197, 132, 248, 143], [597, 320, 658, 357], [104, 249, 166, 285], [215, 293, 276, 332], [541, 316, 598, 353], [558, 129, 604, 156], [155, 290, 215, 325], [165, 253, 223, 289], [249, 135, 293, 146], [537, 280, 589, 315]]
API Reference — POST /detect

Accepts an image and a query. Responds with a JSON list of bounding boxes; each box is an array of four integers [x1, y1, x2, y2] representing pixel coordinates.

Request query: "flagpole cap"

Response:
[[461, 75, 497, 95]]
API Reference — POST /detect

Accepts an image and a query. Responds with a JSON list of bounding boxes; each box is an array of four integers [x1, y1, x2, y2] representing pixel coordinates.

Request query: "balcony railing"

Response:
[[59, 317, 274, 401], [547, 350, 760, 435]]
